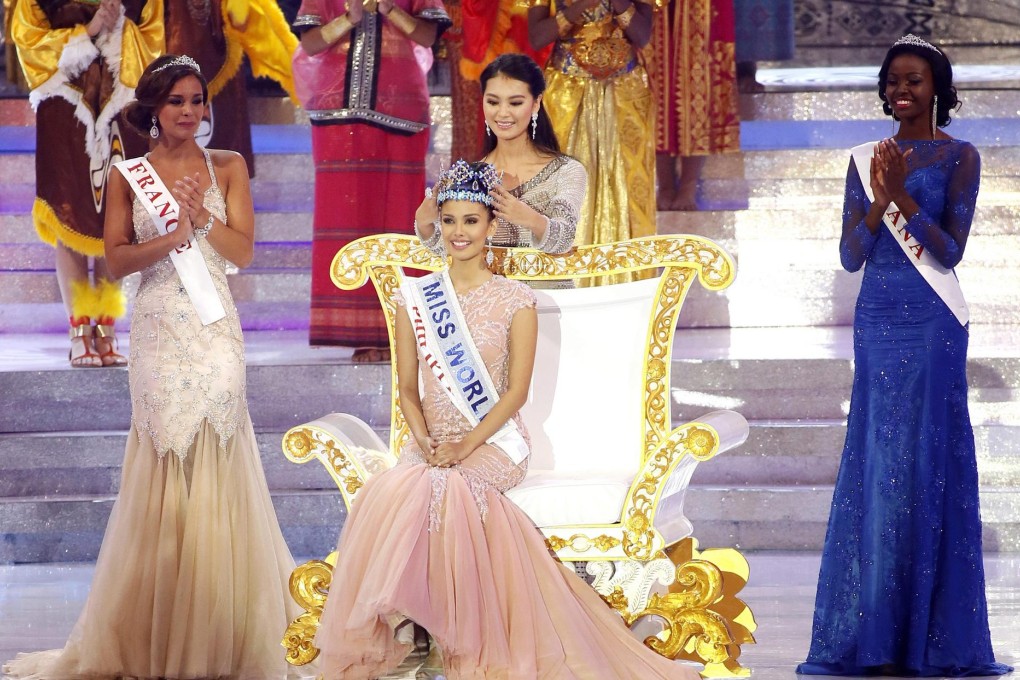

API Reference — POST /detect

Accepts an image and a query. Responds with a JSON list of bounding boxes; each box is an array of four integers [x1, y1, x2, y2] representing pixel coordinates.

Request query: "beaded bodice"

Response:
[[493, 155, 585, 253], [128, 151, 247, 460], [397, 276, 537, 527]]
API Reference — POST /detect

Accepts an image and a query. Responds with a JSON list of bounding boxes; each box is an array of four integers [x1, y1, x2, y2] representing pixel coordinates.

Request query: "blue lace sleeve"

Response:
[[839, 157, 878, 273], [901, 142, 980, 269]]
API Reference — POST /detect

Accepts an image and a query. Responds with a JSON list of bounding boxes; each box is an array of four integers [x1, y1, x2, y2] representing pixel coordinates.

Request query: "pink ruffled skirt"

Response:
[[315, 451, 696, 679]]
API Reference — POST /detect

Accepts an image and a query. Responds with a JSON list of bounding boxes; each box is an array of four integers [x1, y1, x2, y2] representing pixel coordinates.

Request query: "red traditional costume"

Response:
[[292, 0, 450, 347]]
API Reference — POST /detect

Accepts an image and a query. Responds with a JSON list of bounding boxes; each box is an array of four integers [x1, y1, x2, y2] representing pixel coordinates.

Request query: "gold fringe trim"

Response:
[[32, 198, 106, 257], [208, 37, 244, 100], [94, 279, 127, 320], [68, 279, 126, 321], [69, 279, 98, 320]]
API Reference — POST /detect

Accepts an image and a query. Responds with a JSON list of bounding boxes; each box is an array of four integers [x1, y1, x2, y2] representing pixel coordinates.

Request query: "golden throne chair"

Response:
[[282, 234, 757, 676]]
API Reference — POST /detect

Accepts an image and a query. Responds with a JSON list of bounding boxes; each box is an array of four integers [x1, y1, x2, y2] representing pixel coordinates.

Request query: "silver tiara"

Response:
[[152, 55, 201, 75], [893, 34, 941, 55]]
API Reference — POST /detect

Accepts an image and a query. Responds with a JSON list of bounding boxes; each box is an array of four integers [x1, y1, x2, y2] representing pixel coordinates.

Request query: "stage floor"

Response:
[[2, 552, 1017, 679]]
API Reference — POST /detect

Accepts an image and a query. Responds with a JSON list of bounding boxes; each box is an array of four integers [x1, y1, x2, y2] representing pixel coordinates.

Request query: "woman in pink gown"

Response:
[[314, 160, 696, 679]]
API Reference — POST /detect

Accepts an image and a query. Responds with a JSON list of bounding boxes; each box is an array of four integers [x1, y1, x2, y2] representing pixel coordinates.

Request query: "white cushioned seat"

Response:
[[506, 470, 633, 527]]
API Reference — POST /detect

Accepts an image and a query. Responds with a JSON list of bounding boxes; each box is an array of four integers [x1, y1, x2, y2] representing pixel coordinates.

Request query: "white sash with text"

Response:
[[114, 157, 226, 326], [850, 142, 968, 326], [400, 270, 530, 465]]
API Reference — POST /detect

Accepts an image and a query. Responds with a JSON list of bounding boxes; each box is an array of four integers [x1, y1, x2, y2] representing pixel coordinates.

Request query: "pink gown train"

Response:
[[315, 275, 696, 679]]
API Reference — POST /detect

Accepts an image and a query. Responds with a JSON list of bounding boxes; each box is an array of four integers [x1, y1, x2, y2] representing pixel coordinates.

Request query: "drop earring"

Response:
[[531, 111, 538, 140], [485, 237, 494, 267], [149, 115, 160, 139], [485, 122, 491, 138], [930, 95, 938, 139]]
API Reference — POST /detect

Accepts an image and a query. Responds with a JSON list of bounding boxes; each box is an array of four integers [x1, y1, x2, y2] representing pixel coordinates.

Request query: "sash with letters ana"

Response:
[[400, 270, 530, 465], [850, 142, 968, 326], [114, 157, 226, 326]]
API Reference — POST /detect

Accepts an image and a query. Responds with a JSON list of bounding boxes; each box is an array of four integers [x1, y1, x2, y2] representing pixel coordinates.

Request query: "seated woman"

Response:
[[314, 160, 694, 679], [414, 54, 586, 259]]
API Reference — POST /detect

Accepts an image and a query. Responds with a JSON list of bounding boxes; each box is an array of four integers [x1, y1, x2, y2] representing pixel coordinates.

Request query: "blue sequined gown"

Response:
[[798, 139, 1012, 677]]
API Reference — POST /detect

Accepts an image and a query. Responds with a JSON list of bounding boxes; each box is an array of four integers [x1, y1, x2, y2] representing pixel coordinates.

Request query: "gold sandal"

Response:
[[69, 322, 102, 368], [94, 323, 128, 367]]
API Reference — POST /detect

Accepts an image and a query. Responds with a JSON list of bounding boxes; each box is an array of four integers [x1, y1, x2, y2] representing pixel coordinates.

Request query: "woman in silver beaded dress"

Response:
[[415, 53, 586, 271], [3, 55, 300, 680]]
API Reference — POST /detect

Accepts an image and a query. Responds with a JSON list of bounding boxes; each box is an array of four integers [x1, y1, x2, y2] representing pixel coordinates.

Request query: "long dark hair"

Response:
[[123, 54, 209, 138], [878, 39, 959, 129], [479, 53, 561, 157]]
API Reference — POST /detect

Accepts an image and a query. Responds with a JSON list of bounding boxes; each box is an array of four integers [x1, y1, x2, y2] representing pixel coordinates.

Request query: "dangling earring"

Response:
[[531, 111, 538, 140], [485, 237, 494, 267], [149, 115, 160, 139], [930, 95, 938, 139], [485, 122, 492, 138]]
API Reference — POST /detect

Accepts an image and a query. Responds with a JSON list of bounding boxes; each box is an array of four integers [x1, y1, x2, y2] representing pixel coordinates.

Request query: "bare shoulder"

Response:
[[208, 149, 249, 175]]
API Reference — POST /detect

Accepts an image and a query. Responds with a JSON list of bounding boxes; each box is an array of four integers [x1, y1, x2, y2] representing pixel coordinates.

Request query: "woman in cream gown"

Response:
[[3, 54, 299, 680]]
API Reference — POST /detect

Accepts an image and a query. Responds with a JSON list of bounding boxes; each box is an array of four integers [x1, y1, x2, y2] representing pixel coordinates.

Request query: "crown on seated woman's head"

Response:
[[434, 160, 501, 207], [893, 34, 942, 55], [152, 55, 202, 75]]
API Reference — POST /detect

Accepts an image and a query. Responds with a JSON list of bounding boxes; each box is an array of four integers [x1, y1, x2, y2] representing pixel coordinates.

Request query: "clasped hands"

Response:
[[169, 174, 208, 244], [560, 0, 632, 22], [415, 435, 472, 469], [347, 0, 393, 23], [86, 0, 121, 37], [560, 0, 600, 22], [869, 138, 913, 209]]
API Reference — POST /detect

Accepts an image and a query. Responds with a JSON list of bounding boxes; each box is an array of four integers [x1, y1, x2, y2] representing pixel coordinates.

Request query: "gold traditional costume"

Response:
[[523, 0, 661, 283], [646, 0, 740, 157]]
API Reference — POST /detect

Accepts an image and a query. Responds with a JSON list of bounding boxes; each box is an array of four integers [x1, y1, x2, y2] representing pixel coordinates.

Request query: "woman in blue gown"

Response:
[[797, 35, 1012, 677]]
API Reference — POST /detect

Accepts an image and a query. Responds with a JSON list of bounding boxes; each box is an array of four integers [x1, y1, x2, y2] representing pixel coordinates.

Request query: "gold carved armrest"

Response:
[[621, 422, 721, 560], [282, 421, 398, 511]]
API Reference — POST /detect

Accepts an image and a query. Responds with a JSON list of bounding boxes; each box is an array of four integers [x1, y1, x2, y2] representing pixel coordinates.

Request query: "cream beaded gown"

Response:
[[4, 151, 300, 680], [314, 275, 696, 679]]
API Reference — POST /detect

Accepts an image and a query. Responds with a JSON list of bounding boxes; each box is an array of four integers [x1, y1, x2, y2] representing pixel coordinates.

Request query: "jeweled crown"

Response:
[[892, 34, 941, 55], [434, 160, 501, 207], [152, 55, 202, 75]]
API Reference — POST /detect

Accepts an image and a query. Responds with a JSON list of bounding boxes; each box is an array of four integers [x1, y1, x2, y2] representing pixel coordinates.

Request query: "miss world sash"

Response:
[[850, 142, 969, 326], [400, 270, 530, 465], [114, 157, 226, 326]]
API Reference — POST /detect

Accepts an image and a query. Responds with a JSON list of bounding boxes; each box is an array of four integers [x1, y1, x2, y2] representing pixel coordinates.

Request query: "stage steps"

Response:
[[2, 326, 1019, 562]]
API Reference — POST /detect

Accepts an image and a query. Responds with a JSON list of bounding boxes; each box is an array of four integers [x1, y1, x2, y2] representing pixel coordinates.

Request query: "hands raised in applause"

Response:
[[869, 138, 914, 210], [86, 0, 120, 37]]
